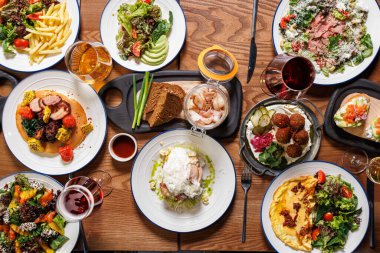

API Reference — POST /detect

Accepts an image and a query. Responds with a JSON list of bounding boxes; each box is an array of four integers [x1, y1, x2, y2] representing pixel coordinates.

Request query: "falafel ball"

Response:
[[286, 144, 303, 158], [290, 113, 305, 130], [276, 127, 291, 144], [293, 129, 309, 145], [272, 113, 290, 128]]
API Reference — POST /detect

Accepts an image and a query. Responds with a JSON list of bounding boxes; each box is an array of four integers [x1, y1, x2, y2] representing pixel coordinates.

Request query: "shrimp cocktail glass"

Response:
[[260, 54, 316, 100], [56, 170, 112, 222]]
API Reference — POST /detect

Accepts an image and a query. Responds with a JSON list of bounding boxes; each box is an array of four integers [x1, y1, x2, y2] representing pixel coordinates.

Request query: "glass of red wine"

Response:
[[260, 54, 315, 100], [56, 170, 112, 222]]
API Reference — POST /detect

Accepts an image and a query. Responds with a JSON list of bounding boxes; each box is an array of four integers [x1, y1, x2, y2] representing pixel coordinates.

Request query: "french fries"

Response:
[[23, 2, 72, 65]]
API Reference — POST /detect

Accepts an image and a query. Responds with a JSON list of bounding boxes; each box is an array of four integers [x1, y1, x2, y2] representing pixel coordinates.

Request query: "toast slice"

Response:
[[334, 93, 370, 128]]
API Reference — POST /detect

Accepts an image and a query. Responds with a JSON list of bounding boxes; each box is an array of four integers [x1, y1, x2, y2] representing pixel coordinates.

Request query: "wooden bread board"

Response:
[[324, 79, 380, 155], [98, 71, 242, 138]]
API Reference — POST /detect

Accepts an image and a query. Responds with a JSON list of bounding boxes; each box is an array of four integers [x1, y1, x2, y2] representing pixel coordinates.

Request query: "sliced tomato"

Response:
[[59, 145, 74, 162], [312, 228, 320, 241], [13, 38, 29, 49], [323, 212, 334, 221], [341, 185, 353, 198], [132, 41, 142, 57], [28, 0, 40, 3], [131, 27, 138, 39], [317, 170, 326, 184], [142, 0, 151, 3], [27, 11, 43, 20]]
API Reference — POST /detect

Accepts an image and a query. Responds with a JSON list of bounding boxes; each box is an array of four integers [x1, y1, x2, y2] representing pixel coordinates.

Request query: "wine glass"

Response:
[[56, 170, 112, 222], [260, 54, 315, 100], [340, 148, 380, 184]]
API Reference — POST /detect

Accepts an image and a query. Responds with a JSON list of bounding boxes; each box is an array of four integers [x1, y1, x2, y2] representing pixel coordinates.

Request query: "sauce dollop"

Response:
[[112, 135, 135, 158]]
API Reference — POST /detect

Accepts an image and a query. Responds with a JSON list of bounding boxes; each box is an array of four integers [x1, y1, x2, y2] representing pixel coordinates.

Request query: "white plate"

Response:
[[0, 0, 80, 73], [100, 0, 186, 72], [0, 171, 79, 252], [272, 0, 380, 85], [261, 161, 369, 253], [131, 129, 236, 233], [2, 70, 107, 175]]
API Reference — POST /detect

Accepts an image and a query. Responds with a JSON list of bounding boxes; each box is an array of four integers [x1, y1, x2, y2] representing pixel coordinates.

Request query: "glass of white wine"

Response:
[[340, 148, 380, 184], [65, 41, 112, 85]]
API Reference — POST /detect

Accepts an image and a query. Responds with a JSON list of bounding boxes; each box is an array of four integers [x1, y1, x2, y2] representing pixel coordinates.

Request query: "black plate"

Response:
[[239, 98, 323, 177], [98, 70, 243, 138], [0, 70, 18, 126], [324, 79, 380, 155]]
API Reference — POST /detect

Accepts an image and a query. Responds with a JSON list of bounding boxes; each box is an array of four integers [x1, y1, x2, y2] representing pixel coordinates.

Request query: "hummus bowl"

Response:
[[239, 98, 323, 176]]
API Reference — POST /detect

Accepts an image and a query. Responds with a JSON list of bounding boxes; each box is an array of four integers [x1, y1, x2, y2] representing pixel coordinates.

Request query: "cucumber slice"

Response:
[[250, 109, 263, 126], [268, 109, 276, 119], [259, 114, 271, 128], [253, 126, 266, 136], [259, 106, 269, 115]]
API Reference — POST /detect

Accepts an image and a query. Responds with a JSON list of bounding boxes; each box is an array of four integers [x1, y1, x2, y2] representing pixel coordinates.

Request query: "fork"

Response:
[[241, 168, 252, 243]]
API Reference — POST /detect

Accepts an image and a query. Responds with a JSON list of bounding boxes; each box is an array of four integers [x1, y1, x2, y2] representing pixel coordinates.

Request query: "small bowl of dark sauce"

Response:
[[108, 133, 137, 162]]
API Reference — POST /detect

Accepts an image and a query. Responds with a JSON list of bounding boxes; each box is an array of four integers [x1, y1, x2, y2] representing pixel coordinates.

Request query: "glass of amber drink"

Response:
[[65, 41, 112, 85]]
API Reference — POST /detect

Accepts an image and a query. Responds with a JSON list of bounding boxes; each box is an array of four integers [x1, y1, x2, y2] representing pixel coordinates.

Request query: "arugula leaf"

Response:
[[151, 11, 173, 43], [328, 35, 341, 51]]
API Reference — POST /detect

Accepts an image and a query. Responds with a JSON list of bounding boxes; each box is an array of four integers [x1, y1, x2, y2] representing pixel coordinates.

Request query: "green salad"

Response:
[[279, 0, 373, 76], [0, 0, 57, 54], [0, 174, 69, 252], [311, 171, 361, 252], [116, 0, 173, 66]]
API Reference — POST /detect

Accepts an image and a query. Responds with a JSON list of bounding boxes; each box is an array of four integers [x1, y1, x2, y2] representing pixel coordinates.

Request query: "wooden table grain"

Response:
[[1, 0, 380, 251]]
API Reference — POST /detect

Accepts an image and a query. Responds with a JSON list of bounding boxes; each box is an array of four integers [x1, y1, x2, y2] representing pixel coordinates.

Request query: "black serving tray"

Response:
[[240, 98, 323, 177], [0, 70, 18, 126], [324, 79, 380, 155], [98, 70, 242, 138]]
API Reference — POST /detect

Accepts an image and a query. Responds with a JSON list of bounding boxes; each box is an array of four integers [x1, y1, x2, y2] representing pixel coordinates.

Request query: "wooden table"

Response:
[[1, 0, 380, 251]]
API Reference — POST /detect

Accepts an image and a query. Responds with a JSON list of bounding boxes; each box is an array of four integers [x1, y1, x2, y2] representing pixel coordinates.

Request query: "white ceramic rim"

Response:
[[261, 160, 370, 253], [0, 171, 79, 252], [130, 129, 236, 233], [99, 0, 187, 72], [272, 0, 380, 85], [0, 0, 80, 73], [1, 70, 107, 175], [108, 133, 138, 162]]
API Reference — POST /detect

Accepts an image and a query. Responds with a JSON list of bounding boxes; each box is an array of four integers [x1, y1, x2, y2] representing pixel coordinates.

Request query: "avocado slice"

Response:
[[149, 41, 168, 54], [144, 44, 168, 59], [141, 48, 168, 65]]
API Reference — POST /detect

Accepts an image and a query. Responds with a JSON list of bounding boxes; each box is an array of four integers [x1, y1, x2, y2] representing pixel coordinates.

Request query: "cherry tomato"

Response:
[[0, 0, 8, 8], [341, 185, 353, 198], [323, 212, 334, 221], [13, 38, 29, 49], [312, 228, 320, 241], [317, 170, 326, 184], [142, 0, 151, 3], [62, 115, 77, 128], [59, 145, 74, 162], [27, 11, 43, 20], [132, 41, 142, 57], [28, 0, 40, 3], [8, 228, 15, 241], [18, 106, 34, 120]]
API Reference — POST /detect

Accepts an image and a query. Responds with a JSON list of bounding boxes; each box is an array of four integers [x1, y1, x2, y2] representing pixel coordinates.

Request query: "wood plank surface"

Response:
[[0, 0, 379, 251]]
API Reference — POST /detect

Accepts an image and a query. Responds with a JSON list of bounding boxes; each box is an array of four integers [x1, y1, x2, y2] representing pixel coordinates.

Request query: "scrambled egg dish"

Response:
[[269, 176, 318, 251]]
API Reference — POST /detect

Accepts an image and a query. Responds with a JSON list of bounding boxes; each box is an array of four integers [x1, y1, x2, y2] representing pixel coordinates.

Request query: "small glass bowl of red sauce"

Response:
[[108, 133, 137, 162]]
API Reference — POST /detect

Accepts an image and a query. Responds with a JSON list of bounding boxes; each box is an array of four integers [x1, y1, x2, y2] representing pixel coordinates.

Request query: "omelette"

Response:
[[269, 176, 318, 251]]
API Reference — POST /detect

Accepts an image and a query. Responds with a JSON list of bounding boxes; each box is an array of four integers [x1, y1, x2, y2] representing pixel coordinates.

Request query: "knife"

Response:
[[367, 178, 375, 248], [247, 0, 259, 83]]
